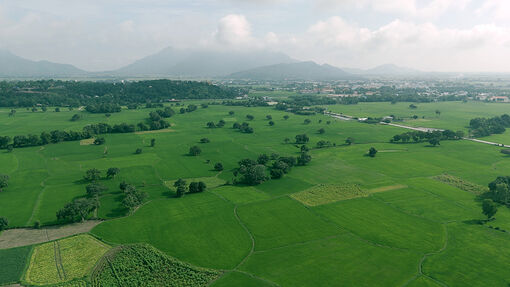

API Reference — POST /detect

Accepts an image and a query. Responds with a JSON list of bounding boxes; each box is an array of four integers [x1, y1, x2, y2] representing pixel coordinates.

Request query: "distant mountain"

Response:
[[0, 50, 86, 78], [227, 61, 356, 81], [113, 47, 296, 78], [342, 64, 422, 76]]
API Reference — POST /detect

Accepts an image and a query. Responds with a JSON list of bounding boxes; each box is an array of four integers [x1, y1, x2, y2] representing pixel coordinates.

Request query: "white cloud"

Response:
[[285, 16, 510, 72], [214, 14, 253, 46]]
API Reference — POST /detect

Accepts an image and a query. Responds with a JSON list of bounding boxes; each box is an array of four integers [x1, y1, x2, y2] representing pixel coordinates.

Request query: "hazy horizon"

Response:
[[2, 0, 510, 73]]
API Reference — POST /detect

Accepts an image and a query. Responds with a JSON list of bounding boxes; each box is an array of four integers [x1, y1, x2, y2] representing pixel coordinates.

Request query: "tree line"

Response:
[[0, 108, 174, 150], [390, 130, 464, 146], [0, 79, 243, 107], [469, 114, 510, 137]]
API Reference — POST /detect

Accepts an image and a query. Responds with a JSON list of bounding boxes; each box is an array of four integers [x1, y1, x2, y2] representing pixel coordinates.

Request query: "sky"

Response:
[[1, 0, 510, 72]]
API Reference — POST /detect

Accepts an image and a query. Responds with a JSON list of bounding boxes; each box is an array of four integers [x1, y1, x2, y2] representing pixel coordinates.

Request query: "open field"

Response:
[[0, 220, 101, 249], [2, 101, 510, 286], [24, 235, 110, 285], [0, 246, 31, 285]]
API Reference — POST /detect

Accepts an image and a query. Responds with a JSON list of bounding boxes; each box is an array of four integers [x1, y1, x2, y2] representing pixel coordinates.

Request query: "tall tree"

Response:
[[0, 174, 9, 192], [482, 199, 498, 220]]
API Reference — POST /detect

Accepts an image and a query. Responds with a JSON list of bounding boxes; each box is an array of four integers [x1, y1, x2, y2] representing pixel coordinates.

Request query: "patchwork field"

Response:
[[1, 100, 510, 286], [24, 235, 110, 285]]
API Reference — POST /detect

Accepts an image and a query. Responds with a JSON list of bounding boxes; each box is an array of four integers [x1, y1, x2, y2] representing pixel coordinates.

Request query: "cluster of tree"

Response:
[[207, 120, 226, 128], [179, 104, 198, 114], [390, 130, 463, 145], [316, 140, 334, 148], [0, 110, 170, 150], [233, 122, 254, 133], [173, 179, 206, 197], [0, 80, 242, 107], [295, 134, 310, 144], [484, 176, 510, 206], [0, 174, 9, 192], [121, 183, 147, 213], [0, 217, 8, 231], [56, 197, 98, 223], [234, 152, 311, 185], [189, 146, 202, 156], [469, 114, 510, 137], [70, 114, 82, 121], [85, 103, 122, 113], [221, 98, 269, 107]]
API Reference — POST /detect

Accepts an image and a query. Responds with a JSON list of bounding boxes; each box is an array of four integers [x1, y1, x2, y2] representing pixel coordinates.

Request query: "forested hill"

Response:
[[0, 80, 243, 107]]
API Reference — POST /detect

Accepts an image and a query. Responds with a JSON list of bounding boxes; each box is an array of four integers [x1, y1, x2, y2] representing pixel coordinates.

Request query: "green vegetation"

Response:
[[2, 100, 510, 286], [91, 244, 219, 286], [24, 234, 110, 285], [291, 184, 368, 206], [0, 245, 32, 285]]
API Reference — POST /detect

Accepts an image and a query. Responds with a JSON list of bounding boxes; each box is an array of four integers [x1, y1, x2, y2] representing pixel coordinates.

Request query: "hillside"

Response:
[[227, 61, 356, 81], [0, 50, 86, 78], [113, 47, 296, 77]]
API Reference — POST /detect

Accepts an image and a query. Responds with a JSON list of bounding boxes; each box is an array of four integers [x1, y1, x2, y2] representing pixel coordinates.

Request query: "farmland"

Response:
[[1, 99, 510, 286]]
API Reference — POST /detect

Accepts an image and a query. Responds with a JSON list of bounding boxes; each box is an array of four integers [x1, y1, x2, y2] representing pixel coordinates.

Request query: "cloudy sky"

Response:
[[1, 0, 510, 72]]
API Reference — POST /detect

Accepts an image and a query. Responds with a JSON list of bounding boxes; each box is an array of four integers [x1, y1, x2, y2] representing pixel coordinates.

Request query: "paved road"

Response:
[[325, 112, 510, 148]]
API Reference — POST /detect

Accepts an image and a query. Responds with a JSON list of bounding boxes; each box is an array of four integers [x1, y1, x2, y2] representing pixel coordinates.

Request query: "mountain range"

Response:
[[0, 48, 425, 80]]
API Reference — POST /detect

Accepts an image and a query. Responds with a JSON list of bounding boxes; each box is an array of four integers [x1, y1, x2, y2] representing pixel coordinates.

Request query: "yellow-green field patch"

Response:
[[367, 184, 408, 193], [291, 184, 368, 206], [79, 138, 95, 145], [25, 235, 110, 285], [134, 128, 174, 135], [432, 174, 488, 195]]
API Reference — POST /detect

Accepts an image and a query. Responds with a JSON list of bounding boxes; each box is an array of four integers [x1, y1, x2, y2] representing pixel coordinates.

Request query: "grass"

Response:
[[24, 234, 110, 285], [91, 244, 219, 287], [2, 101, 510, 286], [0, 246, 32, 285]]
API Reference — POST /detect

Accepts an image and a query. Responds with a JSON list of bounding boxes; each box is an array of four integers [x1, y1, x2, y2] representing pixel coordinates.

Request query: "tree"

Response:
[[229, 111, 235, 116], [189, 145, 202, 156], [200, 138, 210, 143], [0, 174, 9, 192], [268, 120, 275, 126], [174, 178, 187, 197], [266, 115, 272, 120], [71, 114, 81, 121], [482, 199, 498, 220], [122, 185, 147, 212], [56, 198, 98, 222], [301, 145, 309, 152], [135, 148, 143, 154], [94, 137, 106, 145], [119, 181, 128, 191], [455, 130, 465, 139], [239, 164, 268, 185], [84, 168, 101, 181], [295, 134, 310, 144], [318, 128, 325, 134], [345, 137, 354, 145], [270, 153, 279, 160], [435, 110, 441, 117], [409, 104, 417, 109], [107, 167, 120, 178], [151, 138, 156, 147], [429, 137, 441, 146], [284, 138, 290, 144], [0, 217, 8, 231], [86, 183, 108, 197], [304, 119, 311, 124], [55, 107, 60, 112], [246, 114, 254, 120], [214, 162, 224, 171], [368, 147, 378, 157], [270, 168, 285, 179], [207, 121, 216, 128], [297, 152, 312, 166], [257, 154, 270, 165], [283, 115, 289, 120], [189, 181, 207, 193]]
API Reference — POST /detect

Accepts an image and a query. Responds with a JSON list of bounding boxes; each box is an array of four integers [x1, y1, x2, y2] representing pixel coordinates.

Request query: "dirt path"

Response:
[[0, 220, 102, 249]]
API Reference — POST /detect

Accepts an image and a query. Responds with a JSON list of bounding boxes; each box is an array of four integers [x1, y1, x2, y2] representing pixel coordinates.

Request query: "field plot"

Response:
[[91, 244, 219, 287], [0, 246, 31, 285], [24, 235, 110, 285]]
